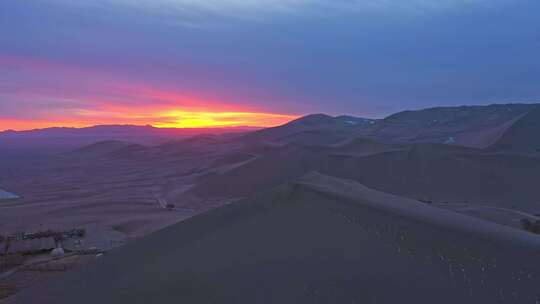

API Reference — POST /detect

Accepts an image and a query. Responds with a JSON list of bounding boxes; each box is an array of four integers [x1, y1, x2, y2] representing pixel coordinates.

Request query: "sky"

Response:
[[1, 0, 539, 130]]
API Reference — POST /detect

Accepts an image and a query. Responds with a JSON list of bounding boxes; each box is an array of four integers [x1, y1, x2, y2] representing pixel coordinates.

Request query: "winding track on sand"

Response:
[[439, 203, 540, 219]]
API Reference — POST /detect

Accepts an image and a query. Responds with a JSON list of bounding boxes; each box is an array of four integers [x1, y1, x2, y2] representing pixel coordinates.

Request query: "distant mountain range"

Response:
[[3, 103, 538, 180], [0, 124, 260, 143], [242, 103, 539, 150], [9, 102, 538, 207], [2, 103, 538, 150], [366, 103, 537, 148], [0, 124, 260, 176]]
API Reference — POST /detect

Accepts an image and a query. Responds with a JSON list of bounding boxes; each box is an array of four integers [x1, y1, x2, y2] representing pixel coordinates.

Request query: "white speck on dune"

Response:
[[0, 189, 19, 200]]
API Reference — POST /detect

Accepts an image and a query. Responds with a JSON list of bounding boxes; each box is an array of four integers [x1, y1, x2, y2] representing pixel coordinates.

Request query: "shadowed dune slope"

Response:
[[367, 104, 537, 147], [241, 114, 376, 146], [16, 173, 540, 304], [70, 140, 141, 158], [192, 141, 540, 211], [490, 105, 540, 153]]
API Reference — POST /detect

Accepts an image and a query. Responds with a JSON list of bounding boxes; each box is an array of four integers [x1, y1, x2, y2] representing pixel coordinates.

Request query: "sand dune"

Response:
[[4, 106, 540, 303], [15, 173, 540, 303], [70, 140, 143, 159], [365, 103, 537, 148], [5, 104, 540, 251], [241, 114, 376, 146], [4, 104, 540, 302], [192, 139, 540, 212], [490, 105, 540, 153]]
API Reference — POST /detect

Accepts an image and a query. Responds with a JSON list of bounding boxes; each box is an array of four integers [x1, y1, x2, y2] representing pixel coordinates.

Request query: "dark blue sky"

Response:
[[1, 0, 539, 129]]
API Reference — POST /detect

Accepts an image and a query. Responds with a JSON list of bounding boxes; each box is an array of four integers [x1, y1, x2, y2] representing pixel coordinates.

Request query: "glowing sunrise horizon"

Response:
[[3, 1, 538, 133], [0, 110, 298, 132], [0, 54, 299, 132]]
